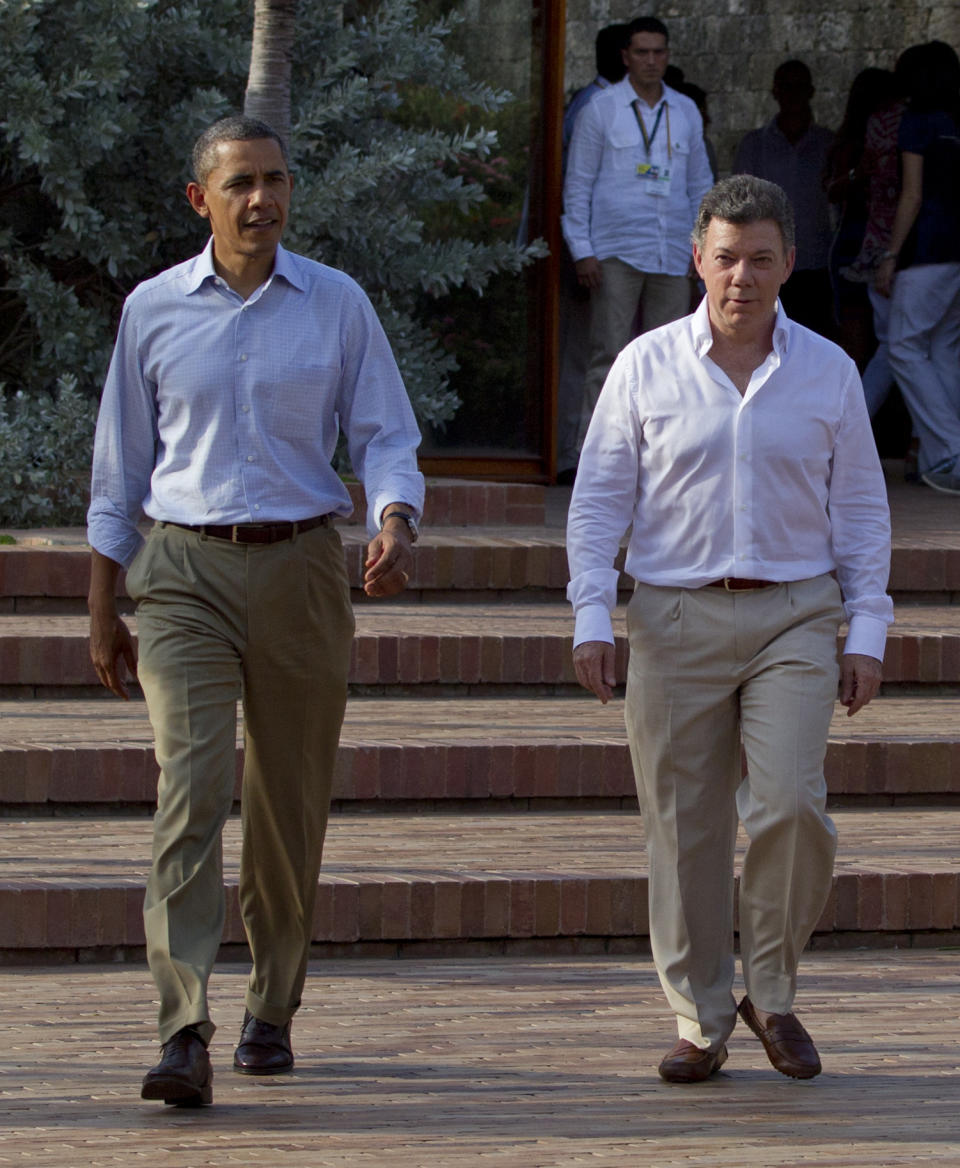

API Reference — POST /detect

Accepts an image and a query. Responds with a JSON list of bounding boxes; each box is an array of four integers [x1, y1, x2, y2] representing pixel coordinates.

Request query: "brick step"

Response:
[[0, 808, 956, 958], [2, 696, 959, 809], [2, 605, 960, 694], [3, 531, 960, 612], [0, 529, 573, 613]]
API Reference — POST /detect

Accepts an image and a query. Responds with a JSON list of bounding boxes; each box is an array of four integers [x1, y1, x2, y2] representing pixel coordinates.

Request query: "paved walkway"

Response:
[[1, 950, 958, 1166]]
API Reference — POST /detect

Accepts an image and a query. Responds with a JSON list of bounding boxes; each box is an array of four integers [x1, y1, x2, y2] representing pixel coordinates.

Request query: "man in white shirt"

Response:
[[562, 16, 714, 462], [566, 175, 892, 1083]]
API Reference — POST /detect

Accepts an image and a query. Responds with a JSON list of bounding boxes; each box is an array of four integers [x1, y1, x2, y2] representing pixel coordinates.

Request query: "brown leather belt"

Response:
[[164, 514, 330, 544], [705, 577, 778, 591]]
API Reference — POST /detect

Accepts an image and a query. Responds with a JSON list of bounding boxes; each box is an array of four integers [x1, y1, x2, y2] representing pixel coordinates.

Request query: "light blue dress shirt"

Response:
[[88, 240, 425, 567], [562, 78, 714, 276]]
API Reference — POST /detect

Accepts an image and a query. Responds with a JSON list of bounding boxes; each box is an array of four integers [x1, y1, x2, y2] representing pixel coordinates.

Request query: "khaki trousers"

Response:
[[624, 576, 842, 1050], [577, 258, 691, 452], [125, 521, 355, 1044]]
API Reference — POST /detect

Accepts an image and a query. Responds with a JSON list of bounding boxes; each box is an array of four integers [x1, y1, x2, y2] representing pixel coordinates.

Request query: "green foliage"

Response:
[[0, 0, 545, 521], [0, 378, 98, 527]]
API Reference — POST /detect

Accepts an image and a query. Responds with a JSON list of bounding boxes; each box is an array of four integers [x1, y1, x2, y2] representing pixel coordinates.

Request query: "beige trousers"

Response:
[[125, 521, 355, 1044], [624, 576, 842, 1050], [577, 258, 691, 451]]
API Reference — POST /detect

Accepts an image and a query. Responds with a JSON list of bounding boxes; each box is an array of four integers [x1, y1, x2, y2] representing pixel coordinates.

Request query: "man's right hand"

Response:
[[88, 549, 137, 699], [573, 640, 617, 704], [89, 608, 137, 699], [575, 256, 603, 289]]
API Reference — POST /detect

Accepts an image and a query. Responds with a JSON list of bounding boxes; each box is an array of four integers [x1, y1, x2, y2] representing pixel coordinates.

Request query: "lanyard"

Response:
[[632, 100, 672, 160]]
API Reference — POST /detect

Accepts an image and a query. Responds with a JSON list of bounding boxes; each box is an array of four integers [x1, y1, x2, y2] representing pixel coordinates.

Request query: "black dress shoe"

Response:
[[141, 1026, 212, 1106], [233, 1009, 294, 1075]]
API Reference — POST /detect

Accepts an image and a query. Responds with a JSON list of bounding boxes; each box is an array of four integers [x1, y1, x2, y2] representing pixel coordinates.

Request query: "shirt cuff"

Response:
[[842, 614, 889, 662], [573, 604, 615, 649]]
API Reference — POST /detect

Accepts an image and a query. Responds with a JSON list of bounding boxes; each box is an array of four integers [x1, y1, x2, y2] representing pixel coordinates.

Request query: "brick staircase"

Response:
[[1, 468, 959, 962]]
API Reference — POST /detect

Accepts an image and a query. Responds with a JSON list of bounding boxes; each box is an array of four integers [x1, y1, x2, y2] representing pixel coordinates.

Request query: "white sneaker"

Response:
[[921, 470, 960, 495]]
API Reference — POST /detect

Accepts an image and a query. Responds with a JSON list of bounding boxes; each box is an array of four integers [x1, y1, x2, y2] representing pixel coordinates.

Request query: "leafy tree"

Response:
[[0, 0, 544, 524]]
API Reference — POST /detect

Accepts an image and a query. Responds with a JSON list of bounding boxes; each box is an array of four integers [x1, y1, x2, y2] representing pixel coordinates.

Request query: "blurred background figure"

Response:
[[826, 67, 898, 370], [557, 23, 627, 485], [875, 41, 960, 495], [734, 59, 835, 337]]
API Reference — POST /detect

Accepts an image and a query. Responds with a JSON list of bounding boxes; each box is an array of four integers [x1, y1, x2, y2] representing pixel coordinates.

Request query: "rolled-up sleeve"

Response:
[[87, 303, 159, 567], [336, 289, 425, 535]]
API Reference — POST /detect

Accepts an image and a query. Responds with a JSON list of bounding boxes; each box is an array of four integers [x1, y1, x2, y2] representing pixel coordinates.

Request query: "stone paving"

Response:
[[1, 950, 959, 1167]]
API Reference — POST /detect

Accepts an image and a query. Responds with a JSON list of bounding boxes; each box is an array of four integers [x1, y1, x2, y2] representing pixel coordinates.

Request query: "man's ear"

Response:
[[782, 245, 797, 284], [692, 241, 704, 280], [186, 182, 209, 219]]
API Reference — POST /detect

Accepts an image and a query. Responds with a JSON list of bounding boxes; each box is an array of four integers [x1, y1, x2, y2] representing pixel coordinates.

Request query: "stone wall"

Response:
[[566, 0, 959, 170], [452, 1, 960, 173]]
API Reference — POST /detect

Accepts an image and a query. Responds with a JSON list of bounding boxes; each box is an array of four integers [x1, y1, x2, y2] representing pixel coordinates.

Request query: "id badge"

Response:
[[637, 162, 672, 197]]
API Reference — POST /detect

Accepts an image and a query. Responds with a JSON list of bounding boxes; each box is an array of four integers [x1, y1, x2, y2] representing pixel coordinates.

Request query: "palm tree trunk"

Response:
[[244, 0, 298, 148]]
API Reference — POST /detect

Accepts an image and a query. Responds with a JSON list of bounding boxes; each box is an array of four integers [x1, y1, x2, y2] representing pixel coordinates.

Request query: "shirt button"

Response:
[[247, 455, 254, 463], [240, 354, 248, 361], [242, 405, 250, 413], [254, 504, 261, 511]]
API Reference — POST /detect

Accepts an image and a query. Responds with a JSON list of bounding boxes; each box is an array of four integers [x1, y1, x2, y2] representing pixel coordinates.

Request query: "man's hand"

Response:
[[575, 256, 603, 289], [364, 529, 413, 598], [88, 549, 137, 699], [89, 607, 137, 699], [573, 639, 617, 704], [839, 652, 883, 717]]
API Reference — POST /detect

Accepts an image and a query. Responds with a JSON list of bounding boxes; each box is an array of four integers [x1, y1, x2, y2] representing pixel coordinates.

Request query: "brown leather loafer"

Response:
[[738, 996, 822, 1079], [233, 1009, 294, 1075], [141, 1026, 212, 1106], [658, 1038, 728, 1083]]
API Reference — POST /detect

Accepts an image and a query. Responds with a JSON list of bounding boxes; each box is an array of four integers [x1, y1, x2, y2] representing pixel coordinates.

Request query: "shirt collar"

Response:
[[184, 239, 305, 295], [616, 76, 666, 111], [691, 294, 793, 358]]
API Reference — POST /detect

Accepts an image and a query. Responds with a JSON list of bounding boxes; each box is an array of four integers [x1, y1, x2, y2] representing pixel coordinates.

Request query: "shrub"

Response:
[[0, 0, 545, 522]]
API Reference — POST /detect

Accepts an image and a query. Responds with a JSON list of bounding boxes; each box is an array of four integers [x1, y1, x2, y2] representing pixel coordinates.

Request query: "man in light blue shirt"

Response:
[[87, 115, 424, 1106], [562, 16, 714, 463]]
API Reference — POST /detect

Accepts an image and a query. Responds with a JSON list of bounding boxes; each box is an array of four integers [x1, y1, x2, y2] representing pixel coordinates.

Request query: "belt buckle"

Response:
[[723, 577, 736, 592], [231, 525, 241, 543]]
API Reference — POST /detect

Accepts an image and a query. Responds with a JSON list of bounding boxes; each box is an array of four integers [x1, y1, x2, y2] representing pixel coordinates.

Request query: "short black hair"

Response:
[[624, 16, 669, 43], [595, 23, 628, 83], [191, 115, 289, 184]]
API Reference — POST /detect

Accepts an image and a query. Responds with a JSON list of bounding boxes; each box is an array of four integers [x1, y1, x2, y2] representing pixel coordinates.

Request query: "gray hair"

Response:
[[692, 175, 795, 253], [191, 116, 289, 184]]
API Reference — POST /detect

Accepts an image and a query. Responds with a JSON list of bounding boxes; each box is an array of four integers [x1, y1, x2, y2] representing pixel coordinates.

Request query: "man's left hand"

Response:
[[363, 530, 413, 598], [839, 652, 883, 716]]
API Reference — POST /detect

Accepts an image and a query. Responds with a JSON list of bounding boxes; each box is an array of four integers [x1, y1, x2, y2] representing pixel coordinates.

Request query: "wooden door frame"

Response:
[[418, 0, 565, 484]]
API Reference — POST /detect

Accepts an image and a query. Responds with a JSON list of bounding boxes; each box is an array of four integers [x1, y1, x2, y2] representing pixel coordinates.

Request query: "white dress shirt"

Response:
[[562, 78, 715, 276], [566, 298, 893, 660], [88, 240, 424, 567]]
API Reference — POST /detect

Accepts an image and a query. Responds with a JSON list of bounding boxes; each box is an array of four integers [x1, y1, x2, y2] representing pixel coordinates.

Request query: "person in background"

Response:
[[875, 41, 960, 495], [557, 24, 628, 486], [562, 15, 713, 470], [826, 68, 898, 369], [734, 60, 835, 337]]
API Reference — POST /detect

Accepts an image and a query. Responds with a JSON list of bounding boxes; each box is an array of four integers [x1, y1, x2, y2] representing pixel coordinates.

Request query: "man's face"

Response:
[[622, 32, 669, 90], [186, 137, 293, 263], [692, 218, 795, 338]]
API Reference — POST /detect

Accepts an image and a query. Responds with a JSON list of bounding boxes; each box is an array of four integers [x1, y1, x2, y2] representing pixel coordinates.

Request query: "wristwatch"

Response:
[[380, 508, 419, 543]]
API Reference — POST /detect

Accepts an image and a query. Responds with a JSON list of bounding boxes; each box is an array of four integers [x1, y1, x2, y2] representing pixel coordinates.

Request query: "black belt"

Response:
[[164, 514, 330, 544], [704, 577, 778, 591]]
